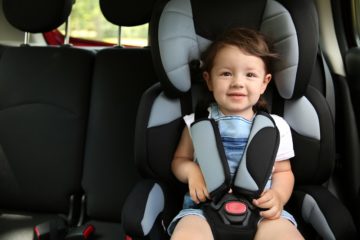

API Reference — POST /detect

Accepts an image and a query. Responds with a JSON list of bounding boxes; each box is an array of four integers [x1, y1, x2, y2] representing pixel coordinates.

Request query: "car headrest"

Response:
[[100, 0, 157, 27], [151, 0, 318, 100], [2, 0, 73, 33]]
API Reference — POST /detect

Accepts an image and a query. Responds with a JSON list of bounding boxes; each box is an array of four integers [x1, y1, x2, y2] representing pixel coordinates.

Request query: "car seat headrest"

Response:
[[2, 0, 73, 33], [151, 0, 318, 100], [100, 0, 156, 26]]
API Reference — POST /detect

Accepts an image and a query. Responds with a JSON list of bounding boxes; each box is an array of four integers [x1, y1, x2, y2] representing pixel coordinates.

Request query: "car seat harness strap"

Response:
[[190, 110, 279, 239]]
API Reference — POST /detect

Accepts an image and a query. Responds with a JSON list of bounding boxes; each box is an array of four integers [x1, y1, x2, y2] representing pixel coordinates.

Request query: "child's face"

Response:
[[203, 45, 271, 119]]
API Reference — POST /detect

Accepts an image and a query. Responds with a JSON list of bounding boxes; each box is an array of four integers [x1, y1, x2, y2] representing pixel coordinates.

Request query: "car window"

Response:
[[56, 0, 149, 47], [352, 0, 360, 45]]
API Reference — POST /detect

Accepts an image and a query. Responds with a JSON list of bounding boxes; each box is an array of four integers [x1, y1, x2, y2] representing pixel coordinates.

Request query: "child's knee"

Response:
[[171, 215, 213, 240], [255, 218, 304, 240]]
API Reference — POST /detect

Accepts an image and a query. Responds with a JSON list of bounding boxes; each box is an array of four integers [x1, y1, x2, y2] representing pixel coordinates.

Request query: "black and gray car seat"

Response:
[[122, 0, 358, 239], [0, 0, 94, 238]]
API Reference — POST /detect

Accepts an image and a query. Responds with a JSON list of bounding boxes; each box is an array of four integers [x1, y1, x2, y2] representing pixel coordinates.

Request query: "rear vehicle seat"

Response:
[[0, 45, 7, 59], [0, 0, 94, 238], [79, 0, 157, 238], [0, 0, 159, 239], [80, 48, 156, 239]]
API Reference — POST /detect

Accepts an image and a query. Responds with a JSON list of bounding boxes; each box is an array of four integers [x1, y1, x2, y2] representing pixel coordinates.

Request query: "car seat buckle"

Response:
[[224, 201, 247, 215], [220, 199, 249, 224], [65, 224, 95, 240], [33, 219, 67, 240]]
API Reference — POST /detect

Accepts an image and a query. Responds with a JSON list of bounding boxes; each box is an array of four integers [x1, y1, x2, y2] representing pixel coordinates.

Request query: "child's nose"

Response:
[[230, 75, 244, 88]]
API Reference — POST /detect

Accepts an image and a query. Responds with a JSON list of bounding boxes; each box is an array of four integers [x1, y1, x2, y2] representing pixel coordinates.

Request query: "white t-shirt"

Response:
[[183, 113, 295, 161]]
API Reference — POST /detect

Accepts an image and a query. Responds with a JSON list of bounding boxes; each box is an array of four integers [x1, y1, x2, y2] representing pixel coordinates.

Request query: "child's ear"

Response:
[[203, 72, 212, 91], [260, 73, 272, 94], [265, 73, 272, 84]]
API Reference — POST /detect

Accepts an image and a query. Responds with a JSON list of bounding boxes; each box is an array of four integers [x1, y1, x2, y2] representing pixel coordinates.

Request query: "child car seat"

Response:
[[122, 0, 358, 239]]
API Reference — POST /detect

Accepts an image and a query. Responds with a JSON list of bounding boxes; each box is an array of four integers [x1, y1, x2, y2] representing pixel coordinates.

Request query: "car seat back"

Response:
[[81, 0, 157, 223], [0, 0, 94, 213]]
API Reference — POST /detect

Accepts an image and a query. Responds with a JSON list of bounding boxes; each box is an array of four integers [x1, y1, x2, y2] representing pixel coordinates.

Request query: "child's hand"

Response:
[[187, 166, 209, 204], [252, 189, 283, 220]]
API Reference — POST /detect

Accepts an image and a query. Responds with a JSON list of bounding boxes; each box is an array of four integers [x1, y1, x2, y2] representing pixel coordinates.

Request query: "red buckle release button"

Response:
[[83, 224, 95, 239], [224, 201, 247, 215]]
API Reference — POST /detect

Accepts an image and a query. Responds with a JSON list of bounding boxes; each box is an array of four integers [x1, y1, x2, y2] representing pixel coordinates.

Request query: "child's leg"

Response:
[[171, 215, 214, 240], [255, 218, 304, 240]]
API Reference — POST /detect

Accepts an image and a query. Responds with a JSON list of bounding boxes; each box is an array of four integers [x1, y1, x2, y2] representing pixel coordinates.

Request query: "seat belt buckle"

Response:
[[33, 219, 67, 240], [65, 224, 95, 240], [224, 201, 247, 215], [221, 200, 249, 224], [210, 194, 257, 226]]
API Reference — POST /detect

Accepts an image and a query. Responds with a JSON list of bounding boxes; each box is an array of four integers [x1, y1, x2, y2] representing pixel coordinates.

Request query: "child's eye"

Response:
[[221, 71, 232, 77], [246, 72, 257, 78]]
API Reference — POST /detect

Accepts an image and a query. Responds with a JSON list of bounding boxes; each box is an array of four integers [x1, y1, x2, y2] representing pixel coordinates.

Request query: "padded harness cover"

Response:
[[191, 111, 279, 200], [190, 112, 279, 240]]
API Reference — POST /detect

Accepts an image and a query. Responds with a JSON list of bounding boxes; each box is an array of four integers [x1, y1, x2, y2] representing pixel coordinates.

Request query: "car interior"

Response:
[[1, 0, 360, 239]]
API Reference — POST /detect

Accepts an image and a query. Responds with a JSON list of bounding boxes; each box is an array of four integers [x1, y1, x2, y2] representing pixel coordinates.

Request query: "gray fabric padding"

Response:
[[148, 92, 182, 128], [141, 183, 165, 235], [158, 0, 197, 92], [260, 0, 299, 99], [302, 194, 336, 240], [191, 120, 225, 193], [234, 115, 275, 191], [197, 35, 212, 54], [284, 97, 321, 140], [158, 0, 299, 97]]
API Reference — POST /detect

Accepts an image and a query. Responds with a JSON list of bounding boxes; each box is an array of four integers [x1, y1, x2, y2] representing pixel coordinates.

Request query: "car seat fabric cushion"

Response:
[[291, 186, 358, 240], [152, 0, 304, 100], [0, 45, 94, 212], [122, 180, 165, 237]]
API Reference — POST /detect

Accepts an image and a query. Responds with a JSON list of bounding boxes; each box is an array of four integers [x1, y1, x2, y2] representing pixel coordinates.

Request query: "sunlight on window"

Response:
[[353, 0, 360, 45], [120, 25, 149, 47], [58, 0, 148, 47]]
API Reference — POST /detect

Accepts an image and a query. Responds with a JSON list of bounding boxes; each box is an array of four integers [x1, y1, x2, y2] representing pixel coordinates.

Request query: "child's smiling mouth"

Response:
[[227, 92, 246, 98]]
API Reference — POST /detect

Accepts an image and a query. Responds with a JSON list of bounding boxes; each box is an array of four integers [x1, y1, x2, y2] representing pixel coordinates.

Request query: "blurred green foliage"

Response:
[[60, 0, 148, 45]]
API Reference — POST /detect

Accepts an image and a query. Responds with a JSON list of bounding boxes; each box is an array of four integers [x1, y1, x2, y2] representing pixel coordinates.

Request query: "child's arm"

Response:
[[252, 159, 294, 219], [172, 127, 209, 204]]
